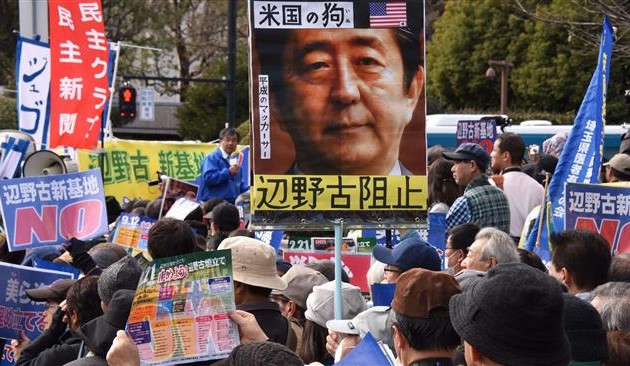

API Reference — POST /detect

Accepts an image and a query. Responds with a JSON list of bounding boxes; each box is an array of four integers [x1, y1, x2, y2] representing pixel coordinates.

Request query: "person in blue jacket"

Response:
[[198, 128, 249, 203]]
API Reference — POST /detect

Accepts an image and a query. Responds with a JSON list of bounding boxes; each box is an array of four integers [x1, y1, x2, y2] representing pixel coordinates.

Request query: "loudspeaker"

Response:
[[22, 150, 78, 177]]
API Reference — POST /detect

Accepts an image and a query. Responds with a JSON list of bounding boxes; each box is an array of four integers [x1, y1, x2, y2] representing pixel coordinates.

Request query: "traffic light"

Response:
[[119, 86, 137, 124]]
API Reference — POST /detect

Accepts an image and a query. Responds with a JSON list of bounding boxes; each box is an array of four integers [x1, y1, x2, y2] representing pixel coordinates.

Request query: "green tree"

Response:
[[0, 95, 18, 129], [176, 49, 249, 142], [0, 0, 18, 88]]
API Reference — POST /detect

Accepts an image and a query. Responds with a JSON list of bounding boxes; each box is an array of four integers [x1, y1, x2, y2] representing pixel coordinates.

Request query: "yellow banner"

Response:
[[253, 175, 427, 211], [76, 139, 219, 202]]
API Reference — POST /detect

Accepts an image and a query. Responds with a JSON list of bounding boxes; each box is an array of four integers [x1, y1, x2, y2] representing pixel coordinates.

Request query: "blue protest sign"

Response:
[[0, 169, 108, 251], [370, 283, 396, 307], [336, 332, 393, 366]]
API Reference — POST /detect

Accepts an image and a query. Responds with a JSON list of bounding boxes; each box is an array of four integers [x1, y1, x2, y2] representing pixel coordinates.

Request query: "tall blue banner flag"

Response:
[[524, 17, 613, 262]]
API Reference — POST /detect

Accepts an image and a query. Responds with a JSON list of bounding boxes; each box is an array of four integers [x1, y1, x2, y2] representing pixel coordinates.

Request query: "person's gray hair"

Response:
[[591, 281, 630, 331], [476, 227, 519, 264]]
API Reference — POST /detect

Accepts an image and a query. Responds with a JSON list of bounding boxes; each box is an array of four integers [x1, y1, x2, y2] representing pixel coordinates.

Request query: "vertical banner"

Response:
[[565, 183, 630, 254], [127, 250, 239, 365], [16, 37, 51, 150], [48, 0, 109, 148], [249, 0, 427, 225], [0, 169, 108, 251], [524, 17, 613, 262]]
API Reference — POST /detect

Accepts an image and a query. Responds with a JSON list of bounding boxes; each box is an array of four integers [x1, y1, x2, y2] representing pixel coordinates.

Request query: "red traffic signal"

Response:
[[119, 86, 137, 122]]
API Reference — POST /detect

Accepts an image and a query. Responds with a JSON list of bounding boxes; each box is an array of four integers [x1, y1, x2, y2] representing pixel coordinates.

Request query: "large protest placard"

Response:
[[456, 118, 497, 154], [127, 250, 239, 365], [565, 182, 630, 254], [283, 250, 371, 292], [75, 139, 249, 203], [249, 0, 427, 226], [0, 262, 74, 340], [0, 169, 108, 251]]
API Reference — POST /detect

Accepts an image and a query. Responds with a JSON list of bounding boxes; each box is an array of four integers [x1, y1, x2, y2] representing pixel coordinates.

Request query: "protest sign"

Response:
[[0, 169, 108, 251], [336, 332, 394, 366], [109, 213, 156, 252], [164, 197, 201, 221], [565, 183, 630, 254], [158, 177, 198, 219], [127, 250, 239, 365], [283, 250, 371, 292], [456, 118, 497, 154], [254, 231, 284, 253], [0, 262, 73, 340], [249, 0, 427, 226]]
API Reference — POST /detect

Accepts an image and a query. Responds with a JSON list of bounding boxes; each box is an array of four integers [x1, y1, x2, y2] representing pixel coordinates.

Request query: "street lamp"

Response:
[[485, 60, 514, 115]]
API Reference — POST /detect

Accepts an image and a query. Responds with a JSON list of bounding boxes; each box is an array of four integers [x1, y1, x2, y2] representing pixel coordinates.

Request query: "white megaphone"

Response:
[[22, 150, 78, 177]]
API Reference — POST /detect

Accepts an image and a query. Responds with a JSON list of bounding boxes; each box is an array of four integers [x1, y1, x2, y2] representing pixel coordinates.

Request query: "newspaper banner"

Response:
[[110, 213, 156, 252], [565, 183, 630, 254], [456, 118, 497, 154], [158, 178, 199, 219], [75, 139, 249, 203], [283, 250, 371, 292], [127, 250, 239, 365], [16, 36, 51, 150], [48, 0, 109, 148], [249, 0, 427, 225], [0, 262, 73, 340], [0, 169, 108, 251]]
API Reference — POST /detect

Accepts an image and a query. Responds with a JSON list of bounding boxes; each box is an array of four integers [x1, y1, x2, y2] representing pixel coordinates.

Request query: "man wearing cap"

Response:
[[449, 262, 571, 366], [443, 143, 510, 233], [490, 133, 544, 241], [271, 266, 328, 324], [390, 268, 462, 366], [372, 236, 441, 283], [218, 236, 296, 349], [604, 153, 630, 183]]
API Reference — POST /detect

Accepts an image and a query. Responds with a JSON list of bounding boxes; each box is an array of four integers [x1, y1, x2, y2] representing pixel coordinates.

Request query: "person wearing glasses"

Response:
[[445, 223, 480, 275], [372, 236, 441, 284]]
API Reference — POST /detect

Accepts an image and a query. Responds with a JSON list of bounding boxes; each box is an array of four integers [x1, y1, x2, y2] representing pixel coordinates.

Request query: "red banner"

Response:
[[282, 251, 372, 292], [49, 0, 109, 148]]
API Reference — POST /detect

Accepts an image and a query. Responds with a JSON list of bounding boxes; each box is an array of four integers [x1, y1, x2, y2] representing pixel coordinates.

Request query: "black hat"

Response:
[[25, 279, 76, 302], [205, 202, 240, 231], [449, 262, 571, 366], [97, 256, 142, 305], [563, 293, 609, 362], [443, 143, 490, 171]]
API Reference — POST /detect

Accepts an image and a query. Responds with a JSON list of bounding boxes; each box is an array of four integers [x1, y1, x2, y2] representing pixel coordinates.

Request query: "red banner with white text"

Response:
[[49, 0, 109, 148]]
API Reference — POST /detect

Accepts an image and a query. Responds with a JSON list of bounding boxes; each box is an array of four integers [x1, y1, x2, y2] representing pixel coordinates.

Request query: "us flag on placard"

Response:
[[369, 2, 407, 28]]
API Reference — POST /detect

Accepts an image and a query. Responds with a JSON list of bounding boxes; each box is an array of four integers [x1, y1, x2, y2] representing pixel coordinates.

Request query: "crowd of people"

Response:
[[0, 129, 628, 366]]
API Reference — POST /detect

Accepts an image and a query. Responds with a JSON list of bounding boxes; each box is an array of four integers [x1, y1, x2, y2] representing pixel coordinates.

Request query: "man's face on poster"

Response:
[[276, 28, 423, 175]]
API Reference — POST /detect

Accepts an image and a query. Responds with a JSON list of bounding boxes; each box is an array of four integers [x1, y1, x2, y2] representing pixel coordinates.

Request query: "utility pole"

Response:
[[226, 0, 237, 128]]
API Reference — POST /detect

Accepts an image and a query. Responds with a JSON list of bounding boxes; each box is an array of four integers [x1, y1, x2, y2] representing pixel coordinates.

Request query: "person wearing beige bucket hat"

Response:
[[217, 236, 297, 349]]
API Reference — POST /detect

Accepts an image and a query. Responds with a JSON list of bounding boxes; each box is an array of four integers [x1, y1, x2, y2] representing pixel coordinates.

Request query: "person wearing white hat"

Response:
[[218, 237, 295, 349]]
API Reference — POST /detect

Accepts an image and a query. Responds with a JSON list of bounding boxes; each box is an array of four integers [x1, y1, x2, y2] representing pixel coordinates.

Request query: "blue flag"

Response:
[[524, 17, 614, 262]]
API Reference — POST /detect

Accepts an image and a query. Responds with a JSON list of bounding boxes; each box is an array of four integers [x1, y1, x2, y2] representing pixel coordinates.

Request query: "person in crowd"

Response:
[[444, 223, 479, 275], [305, 259, 351, 283], [221, 341, 304, 366], [255, 19, 425, 175], [591, 282, 630, 332], [604, 153, 630, 183], [198, 127, 249, 203], [366, 260, 387, 298], [372, 236, 441, 283], [144, 198, 162, 219], [427, 145, 446, 169], [517, 247, 548, 272], [65, 289, 136, 366], [542, 132, 568, 158], [17, 276, 103, 366], [449, 262, 571, 366], [490, 133, 544, 241], [427, 158, 463, 213], [443, 143, 510, 233], [549, 229, 611, 301], [10, 279, 77, 359], [97, 256, 142, 312], [390, 268, 462, 366], [605, 331, 630, 366], [217, 236, 296, 349], [147, 218, 197, 260], [608, 253, 630, 282], [562, 293, 610, 364], [276, 259, 292, 277], [206, 202, 241, 250], [271, 266, 328, 326], [105, 196, 122, 225], [302, 281, 367, 364], [460, 227, 519, 272]]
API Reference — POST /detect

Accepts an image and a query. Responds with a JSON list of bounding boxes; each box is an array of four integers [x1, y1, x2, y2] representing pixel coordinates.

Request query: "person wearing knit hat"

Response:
[[218, 236, 295, 349], [225, 341, 303, 366], [97, 256, 142, 310], [449, 262, 571, 366], [390, 268, 462, 366], [562, 293, 609, 364], [301, 281, 366, 364]]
